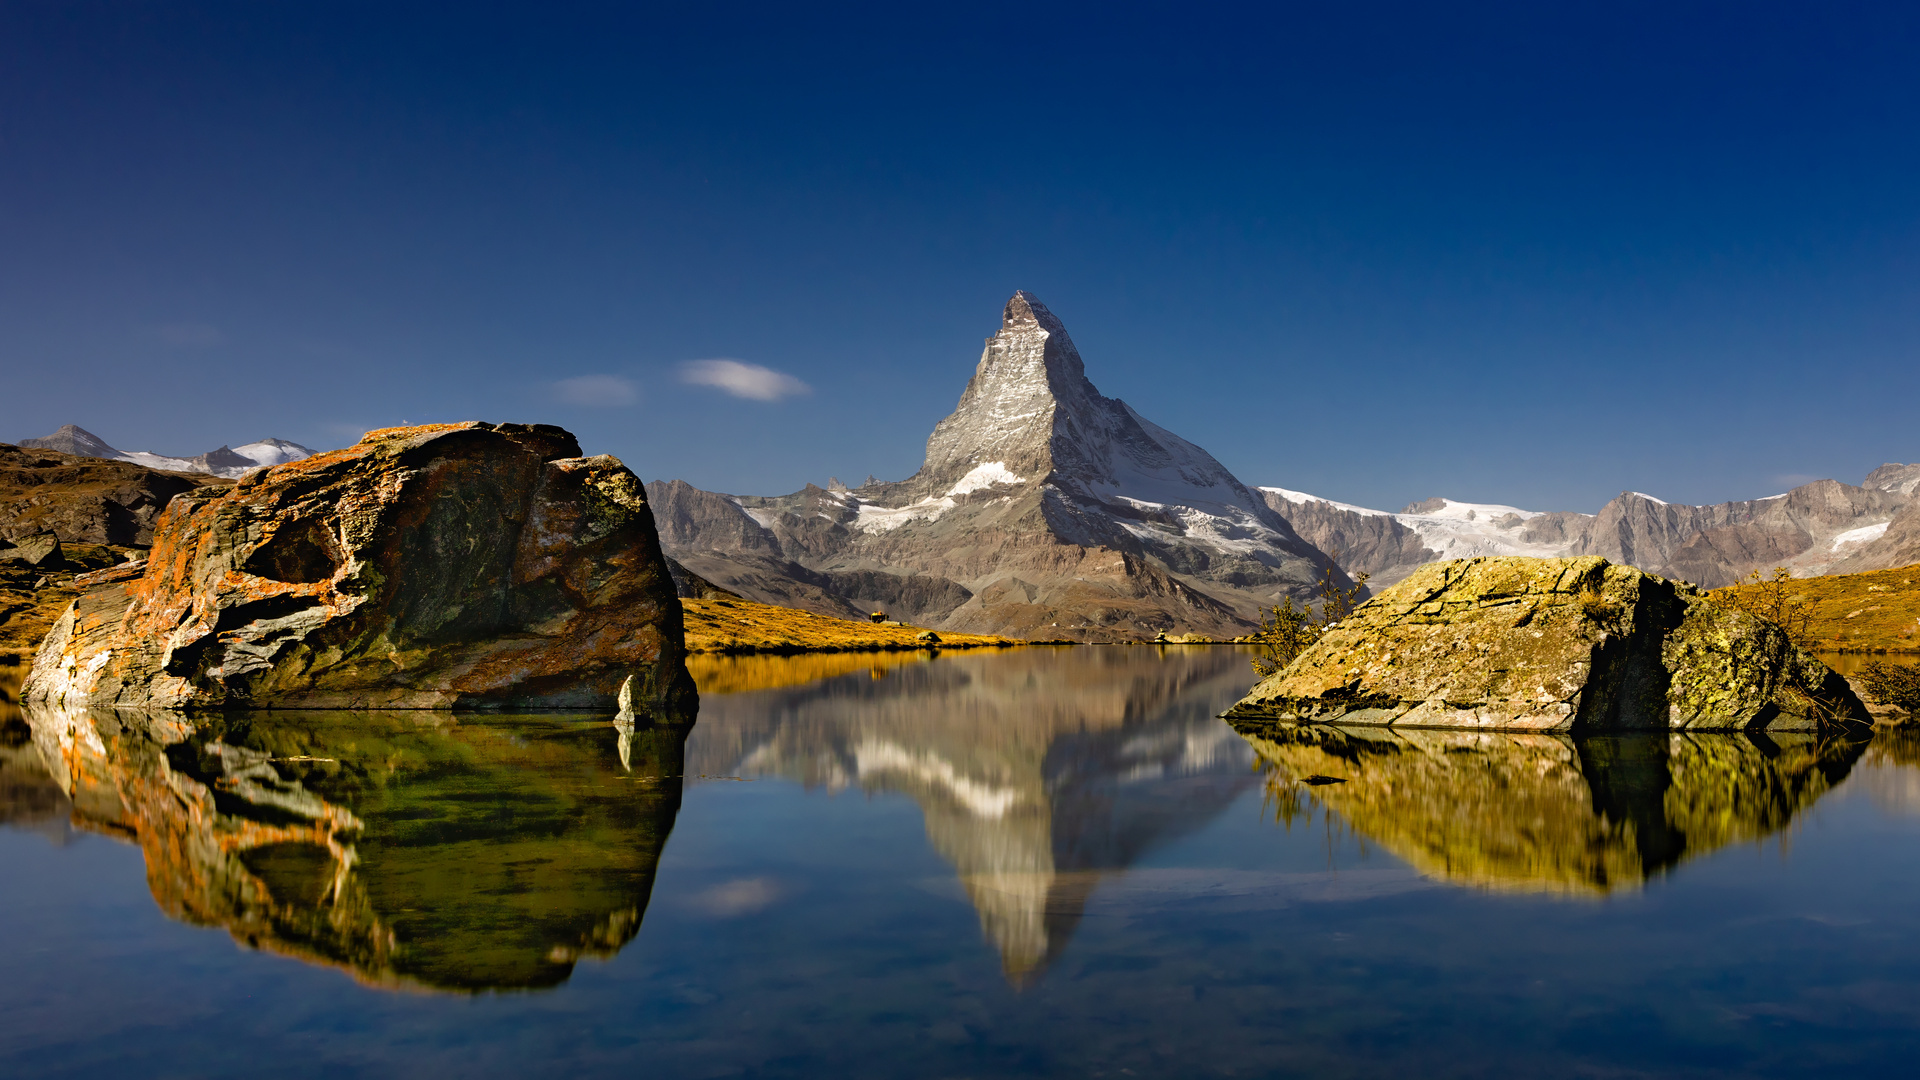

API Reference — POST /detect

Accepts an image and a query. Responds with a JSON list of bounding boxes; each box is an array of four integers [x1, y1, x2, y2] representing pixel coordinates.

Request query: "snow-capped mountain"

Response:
[[650, 291, 1342, 640], [18, 425, 320, 478], [1263, 470, 1920, 588]]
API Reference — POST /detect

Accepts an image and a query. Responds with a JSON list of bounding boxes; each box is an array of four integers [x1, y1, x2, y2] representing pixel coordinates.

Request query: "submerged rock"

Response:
[[25, 422, 694, 712], [1225, 556, 1865, 732]]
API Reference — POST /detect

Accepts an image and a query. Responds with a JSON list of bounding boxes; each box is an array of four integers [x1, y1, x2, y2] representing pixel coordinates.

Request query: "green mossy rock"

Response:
[[1225, 556, 1866, 733]]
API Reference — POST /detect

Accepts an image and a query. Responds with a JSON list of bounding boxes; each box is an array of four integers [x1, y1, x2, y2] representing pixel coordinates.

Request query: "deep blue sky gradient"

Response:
[[4, 1, 1917, 511]]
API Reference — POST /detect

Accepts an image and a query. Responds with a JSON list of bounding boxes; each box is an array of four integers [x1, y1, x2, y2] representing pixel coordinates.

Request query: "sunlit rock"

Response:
[[25, 422, 693, 712], [1226, 556, 1867, 732]]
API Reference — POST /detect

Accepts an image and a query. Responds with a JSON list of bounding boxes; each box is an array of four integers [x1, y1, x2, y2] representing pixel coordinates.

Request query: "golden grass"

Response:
[[679, 597, 1027, 655], [1710, 562, 1920, 653]]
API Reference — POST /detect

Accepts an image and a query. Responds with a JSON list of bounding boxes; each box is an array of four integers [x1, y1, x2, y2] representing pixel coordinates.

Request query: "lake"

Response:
[[4, 645, 1920, 1077]]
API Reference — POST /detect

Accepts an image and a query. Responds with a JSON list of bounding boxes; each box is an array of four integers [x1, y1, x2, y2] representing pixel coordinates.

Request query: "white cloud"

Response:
[[151, 322, 224, 347], [680, 358, 811, 402], [553, 374, 640, 407]]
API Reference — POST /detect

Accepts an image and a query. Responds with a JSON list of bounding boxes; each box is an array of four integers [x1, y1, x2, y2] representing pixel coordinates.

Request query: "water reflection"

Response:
[[685, 646, 1259, 981], [1236, 722, 1871, 893], [17, 702, 690, 992]]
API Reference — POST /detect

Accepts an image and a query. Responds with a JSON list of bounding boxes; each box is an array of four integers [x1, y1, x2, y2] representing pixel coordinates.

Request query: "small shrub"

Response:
[[1249, 560, 1370, 678], [1859, 661, 1920, 713], [1579, 588, 1620, 624]]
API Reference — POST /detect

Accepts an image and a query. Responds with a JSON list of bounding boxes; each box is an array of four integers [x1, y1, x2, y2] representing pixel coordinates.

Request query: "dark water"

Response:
[[4, 646, 1920, 1078]]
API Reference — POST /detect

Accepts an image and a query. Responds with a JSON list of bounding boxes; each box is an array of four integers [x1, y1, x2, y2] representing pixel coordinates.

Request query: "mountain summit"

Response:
[[650, 292, 1340, 640]]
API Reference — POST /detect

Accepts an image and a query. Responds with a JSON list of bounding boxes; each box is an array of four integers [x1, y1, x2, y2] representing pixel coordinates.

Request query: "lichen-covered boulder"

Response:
[[1225, 556, 1864, 732], [24, 422, 694, 713]]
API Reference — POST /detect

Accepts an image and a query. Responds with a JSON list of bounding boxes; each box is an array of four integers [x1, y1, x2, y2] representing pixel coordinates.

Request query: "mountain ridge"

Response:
[[18, 424, 318, 479]]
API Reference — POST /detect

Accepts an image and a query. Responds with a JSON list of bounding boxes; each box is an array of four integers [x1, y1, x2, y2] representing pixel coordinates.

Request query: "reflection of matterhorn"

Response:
[[686, 648, 1258, 981]]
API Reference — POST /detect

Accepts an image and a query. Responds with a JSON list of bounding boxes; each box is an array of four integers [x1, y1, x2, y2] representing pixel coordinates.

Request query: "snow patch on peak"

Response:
[[946, 461, 1024, 497], [1407, 499, 1544, 522], [1628, 492, 1669, 505]]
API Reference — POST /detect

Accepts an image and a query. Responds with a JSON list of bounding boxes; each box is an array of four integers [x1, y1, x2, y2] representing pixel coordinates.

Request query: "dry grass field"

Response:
[[1710, 562, 1920, 653]]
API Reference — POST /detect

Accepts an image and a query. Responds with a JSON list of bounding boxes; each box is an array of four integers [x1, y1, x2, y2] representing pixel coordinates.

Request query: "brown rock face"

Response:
[[0, 442, 221, 546], [24, 422, 694, 713], [1226, 556, 1866, 733]]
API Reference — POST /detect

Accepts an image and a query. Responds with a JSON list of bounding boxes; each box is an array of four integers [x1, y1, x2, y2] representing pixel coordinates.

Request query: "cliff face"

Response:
[[26, 422, 693, 712], [651, 293, 1344, 641]]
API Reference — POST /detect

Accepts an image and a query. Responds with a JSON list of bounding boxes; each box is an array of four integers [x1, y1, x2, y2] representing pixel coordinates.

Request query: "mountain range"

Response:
[[652, 291, 1920, 638], [17, 424, 317, 479], [650, 292, 1342, 641], [1265, 463, 1920, 590]]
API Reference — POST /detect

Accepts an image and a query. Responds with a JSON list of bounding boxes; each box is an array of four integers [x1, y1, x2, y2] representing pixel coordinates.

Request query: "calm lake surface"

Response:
[[5, 645, 1920, 1078]]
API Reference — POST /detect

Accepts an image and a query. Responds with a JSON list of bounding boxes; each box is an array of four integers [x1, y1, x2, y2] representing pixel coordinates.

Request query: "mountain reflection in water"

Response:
[[685, 645, 1261, 982], [1238, 722, 1872, 894], [14, 700, 690, 992]]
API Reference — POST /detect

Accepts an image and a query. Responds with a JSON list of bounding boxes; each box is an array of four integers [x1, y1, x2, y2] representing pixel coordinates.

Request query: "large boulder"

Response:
[[24, 422, 694, 713], [1225, 556, 1866, 732]]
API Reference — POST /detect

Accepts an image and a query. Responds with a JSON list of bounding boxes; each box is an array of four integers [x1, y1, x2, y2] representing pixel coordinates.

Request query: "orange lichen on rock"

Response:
[[24, 422, 693, 713]]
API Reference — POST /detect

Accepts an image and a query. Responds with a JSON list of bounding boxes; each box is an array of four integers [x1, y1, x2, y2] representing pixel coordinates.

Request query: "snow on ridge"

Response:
[[1406, 498, 1543, 522], [1258, 487, 1391, 517], [946, 461, 1024, 497], [1831, 521, 1890, 550], [854, 496, 957, 533], [1628, 492, 1669, 505]]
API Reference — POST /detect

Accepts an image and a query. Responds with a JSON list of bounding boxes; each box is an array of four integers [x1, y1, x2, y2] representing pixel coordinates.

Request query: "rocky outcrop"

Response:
[[650, 292, 1345, 640], [1, 442, 221, 546], [1865, 462, 1920, 498], [1237, 723, 1866, 893], [25, 422, 694, 712], [1226, 556, 1867, 732]]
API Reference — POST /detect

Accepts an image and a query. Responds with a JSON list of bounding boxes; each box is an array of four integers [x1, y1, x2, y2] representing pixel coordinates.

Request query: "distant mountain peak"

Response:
[[15, 425, 320, 478]]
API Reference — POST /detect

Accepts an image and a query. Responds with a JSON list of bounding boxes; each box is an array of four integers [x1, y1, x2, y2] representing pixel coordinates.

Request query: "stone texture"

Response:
[[0, 532, 62, 568], [25, 422, 693, 712], [0, 441, 221, 546], [1225, 556, 1867, 732]]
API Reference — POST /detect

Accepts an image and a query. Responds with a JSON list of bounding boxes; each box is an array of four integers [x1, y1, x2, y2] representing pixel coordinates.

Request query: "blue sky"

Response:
[[3, 1, 1917, 512]]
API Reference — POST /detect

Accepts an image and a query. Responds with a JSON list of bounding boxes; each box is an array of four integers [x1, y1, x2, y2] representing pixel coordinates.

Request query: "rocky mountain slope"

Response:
[[651, 292, 1344, 641], [1266, 462, 1920, 588], [19, 424, 318, 478]]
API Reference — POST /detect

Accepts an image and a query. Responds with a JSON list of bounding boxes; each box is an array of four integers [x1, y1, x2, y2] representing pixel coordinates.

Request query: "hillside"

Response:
[[1710, 563, 1920, 653], [681, 596, 1030, 654]]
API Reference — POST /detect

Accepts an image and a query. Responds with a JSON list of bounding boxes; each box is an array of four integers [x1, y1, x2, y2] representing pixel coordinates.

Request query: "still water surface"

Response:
[[3, 646, 1920, 1077]]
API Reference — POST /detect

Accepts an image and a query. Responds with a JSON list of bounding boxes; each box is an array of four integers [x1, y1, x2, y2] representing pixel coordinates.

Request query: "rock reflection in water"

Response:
[[18, 702, 690, 992], [1237, 722, 1870, 894], [686, 645, 1259, 982]]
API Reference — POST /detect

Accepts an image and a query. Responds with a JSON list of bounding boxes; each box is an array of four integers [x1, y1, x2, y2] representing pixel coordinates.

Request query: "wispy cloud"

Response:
[[1772, 472, 1824, 489], [553, 374, 640, 407], [151, 322, 224, 347], [680, 359, 811, 402]]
